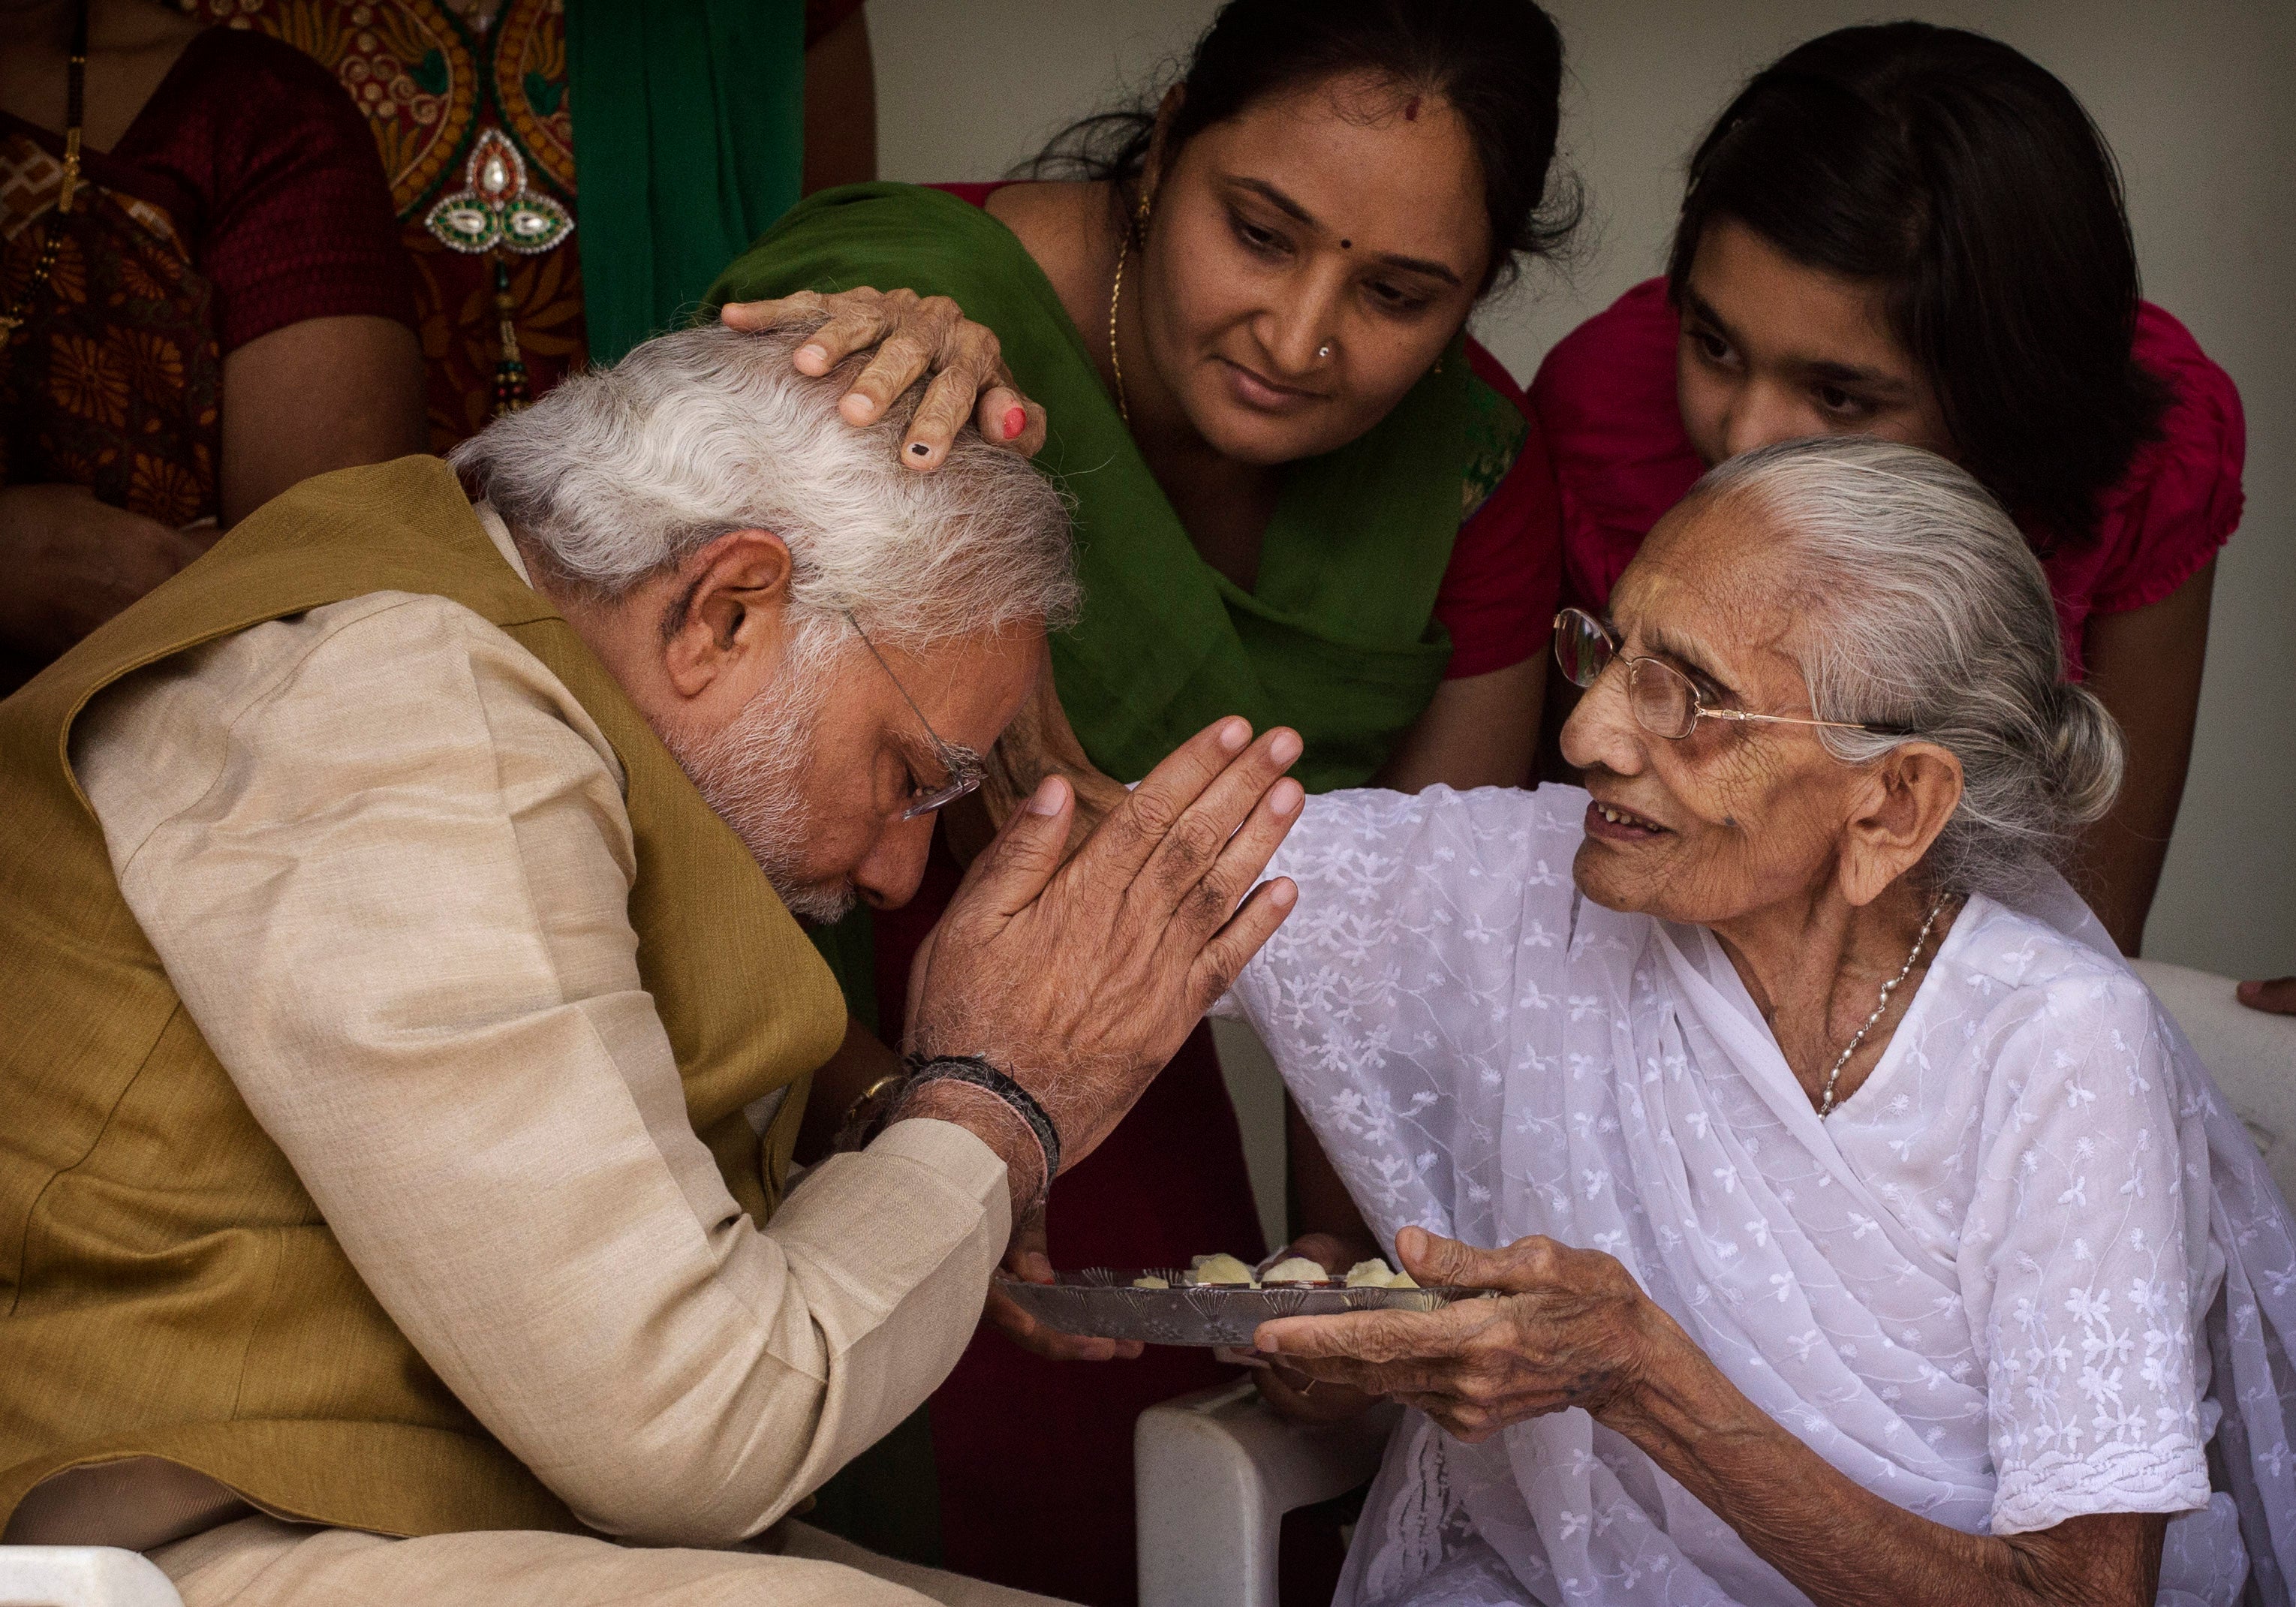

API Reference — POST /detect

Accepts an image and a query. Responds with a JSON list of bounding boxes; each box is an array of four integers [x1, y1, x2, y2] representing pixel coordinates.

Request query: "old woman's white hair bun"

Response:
[[2044, 679, 2126, 829], [1696, 436, 2126, 898]]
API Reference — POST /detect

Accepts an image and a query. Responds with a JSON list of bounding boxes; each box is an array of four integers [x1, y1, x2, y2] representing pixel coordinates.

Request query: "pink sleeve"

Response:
[[2087, 304, 2246, 615], [1528, 280, 1705, 614], [1432, 342, 1562, 679], [925, 182, 1012, 209]]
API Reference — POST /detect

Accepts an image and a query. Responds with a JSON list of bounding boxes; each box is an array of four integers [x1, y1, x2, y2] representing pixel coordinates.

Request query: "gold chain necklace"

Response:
[[1106, 187, 1152, 425], [1, 0, 88, 347], [1815, 889, 1954, 1118], [1107, 236, 1129, 424]]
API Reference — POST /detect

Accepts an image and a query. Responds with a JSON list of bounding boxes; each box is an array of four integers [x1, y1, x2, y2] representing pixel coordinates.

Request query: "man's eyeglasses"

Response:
[[845, 612, 986, 820], [1551, 607, 1888, 742]]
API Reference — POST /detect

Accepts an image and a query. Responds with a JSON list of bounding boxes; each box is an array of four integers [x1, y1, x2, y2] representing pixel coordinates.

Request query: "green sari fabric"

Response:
[[709, 182, 1480, 794], [567, 0, 808, 366]]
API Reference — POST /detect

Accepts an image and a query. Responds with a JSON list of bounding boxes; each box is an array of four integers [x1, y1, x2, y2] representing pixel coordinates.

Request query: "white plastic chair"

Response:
[[1136, 963, 2296, 1607], [1136, 1378, 1400, 1607], [2134, 958, 2296, 1202], [0, 1547, 181, 1607]]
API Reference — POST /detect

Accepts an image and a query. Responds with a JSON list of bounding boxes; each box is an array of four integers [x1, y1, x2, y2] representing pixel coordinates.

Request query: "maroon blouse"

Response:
[[104, 26, 414, 355]]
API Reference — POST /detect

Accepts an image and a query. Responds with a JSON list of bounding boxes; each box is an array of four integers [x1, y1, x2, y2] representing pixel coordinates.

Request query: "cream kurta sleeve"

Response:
[[70, 590, 1010, 1548]]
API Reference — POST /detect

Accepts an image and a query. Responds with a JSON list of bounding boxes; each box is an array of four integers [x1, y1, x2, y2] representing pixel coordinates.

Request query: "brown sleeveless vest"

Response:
[[0, 457, 847, 1537]]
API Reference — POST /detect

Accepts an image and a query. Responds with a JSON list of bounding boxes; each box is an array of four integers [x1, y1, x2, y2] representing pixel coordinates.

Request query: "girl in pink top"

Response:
[[1531, 22, 2244, 955]]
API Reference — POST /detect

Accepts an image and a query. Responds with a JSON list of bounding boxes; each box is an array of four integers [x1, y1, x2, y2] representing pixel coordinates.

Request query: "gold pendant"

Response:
[[423, 129, 571, 257]]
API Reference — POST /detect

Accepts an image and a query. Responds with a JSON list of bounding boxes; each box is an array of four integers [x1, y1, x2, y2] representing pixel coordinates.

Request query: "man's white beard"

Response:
[[664, 666, 856, 925]]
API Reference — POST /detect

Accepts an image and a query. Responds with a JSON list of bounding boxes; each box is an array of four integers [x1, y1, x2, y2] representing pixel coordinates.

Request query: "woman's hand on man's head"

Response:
[[1251, 1227, 1678, 1444], [719, 288, 1048, 470]]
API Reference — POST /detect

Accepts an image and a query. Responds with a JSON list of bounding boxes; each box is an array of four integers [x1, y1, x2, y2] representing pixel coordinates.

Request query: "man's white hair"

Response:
[[1695, 436, 2126, 898], [448, 319, 1078, 654]]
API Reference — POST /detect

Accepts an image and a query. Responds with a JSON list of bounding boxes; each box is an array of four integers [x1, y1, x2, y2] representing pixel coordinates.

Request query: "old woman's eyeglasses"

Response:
[[1551, 607, 1887, 742], [846, 611, 986, 820]]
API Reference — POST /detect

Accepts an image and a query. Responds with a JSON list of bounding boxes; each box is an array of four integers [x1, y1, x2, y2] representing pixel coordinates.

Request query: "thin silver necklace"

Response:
[[1816, 889, 1953, 1118]]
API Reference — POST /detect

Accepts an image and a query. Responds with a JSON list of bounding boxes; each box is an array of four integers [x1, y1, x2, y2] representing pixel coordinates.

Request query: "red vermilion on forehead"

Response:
[[1404, 95, 1421, 121]]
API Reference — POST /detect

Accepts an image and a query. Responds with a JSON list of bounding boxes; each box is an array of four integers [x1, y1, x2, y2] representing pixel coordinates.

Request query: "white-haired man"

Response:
[[0, 323, 1306, 1606]]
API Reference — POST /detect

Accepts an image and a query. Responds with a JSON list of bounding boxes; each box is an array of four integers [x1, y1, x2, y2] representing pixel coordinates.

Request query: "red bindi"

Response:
[[1404, 95, 1421, 121]]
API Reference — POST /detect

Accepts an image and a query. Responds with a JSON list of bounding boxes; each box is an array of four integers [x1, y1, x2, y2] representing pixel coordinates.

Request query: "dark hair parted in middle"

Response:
[[1028, 0, 1578, 296], [1669, 21, 2168, 549]]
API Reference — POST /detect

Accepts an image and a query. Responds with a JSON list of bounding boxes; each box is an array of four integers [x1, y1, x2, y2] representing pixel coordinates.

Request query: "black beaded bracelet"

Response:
[[897, 1053, 1061, 1187]]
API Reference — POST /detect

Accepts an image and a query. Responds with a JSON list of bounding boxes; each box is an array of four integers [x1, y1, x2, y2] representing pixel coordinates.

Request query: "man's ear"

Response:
[[661, 528, 793, 700], [1838, 742, 1963, 907]]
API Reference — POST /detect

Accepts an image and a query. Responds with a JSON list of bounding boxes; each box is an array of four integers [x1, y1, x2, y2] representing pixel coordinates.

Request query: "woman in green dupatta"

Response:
[[712, 3, 1574, 1599]]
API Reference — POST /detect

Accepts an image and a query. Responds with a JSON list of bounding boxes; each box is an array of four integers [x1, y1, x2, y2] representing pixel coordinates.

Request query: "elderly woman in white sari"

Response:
[[1217, 437, 2296, 1607]]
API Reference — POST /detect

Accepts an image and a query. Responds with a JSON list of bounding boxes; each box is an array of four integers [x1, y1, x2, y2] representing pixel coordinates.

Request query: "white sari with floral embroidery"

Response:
[[1220, 785, 2296, 1606]]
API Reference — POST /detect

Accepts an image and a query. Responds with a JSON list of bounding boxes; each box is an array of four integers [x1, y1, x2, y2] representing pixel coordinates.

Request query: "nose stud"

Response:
[[1317, 345, 1332, 360]]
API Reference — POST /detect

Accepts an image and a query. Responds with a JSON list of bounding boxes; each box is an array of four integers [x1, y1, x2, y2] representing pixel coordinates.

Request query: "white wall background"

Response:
[[868, 1, 2295, 1244]]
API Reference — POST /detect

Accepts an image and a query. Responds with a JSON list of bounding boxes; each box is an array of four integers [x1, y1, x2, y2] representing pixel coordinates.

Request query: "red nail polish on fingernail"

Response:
[[1004, 406, 1027, 439]]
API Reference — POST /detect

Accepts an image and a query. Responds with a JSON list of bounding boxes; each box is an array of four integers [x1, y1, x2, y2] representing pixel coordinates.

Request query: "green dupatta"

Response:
[[709, 182, 1480, 795], [567, 0, 808, 365]]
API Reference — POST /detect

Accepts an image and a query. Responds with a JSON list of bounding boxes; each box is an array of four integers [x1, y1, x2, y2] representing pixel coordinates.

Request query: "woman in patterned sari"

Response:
[[0, 0, 424, 694]]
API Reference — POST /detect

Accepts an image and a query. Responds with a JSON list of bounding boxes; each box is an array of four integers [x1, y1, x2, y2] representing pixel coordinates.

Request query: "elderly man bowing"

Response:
[[0, 321, 1305, 1607]]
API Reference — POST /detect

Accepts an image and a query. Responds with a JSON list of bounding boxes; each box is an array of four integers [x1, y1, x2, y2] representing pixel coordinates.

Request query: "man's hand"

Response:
[[0, 483, 209, 661], [952, 637, 1131, 865], [982, 1205, 1145, 1363], [720, 287, 1048, 471], [903, 717, 1303, 1195]]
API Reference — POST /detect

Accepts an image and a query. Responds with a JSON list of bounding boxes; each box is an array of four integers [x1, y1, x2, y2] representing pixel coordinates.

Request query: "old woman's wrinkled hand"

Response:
[[719, 287, 1049, 469], [1251, 1226, 1671, 1444]]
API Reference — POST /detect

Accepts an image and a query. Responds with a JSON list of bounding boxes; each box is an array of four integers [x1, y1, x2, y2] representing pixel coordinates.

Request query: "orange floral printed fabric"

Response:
[[4, 25, 410, 529], [1, 129, 221, 526]]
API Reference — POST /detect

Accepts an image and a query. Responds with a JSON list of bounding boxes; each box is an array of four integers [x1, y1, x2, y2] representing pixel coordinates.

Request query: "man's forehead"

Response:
[[892, 621, 1043, 736]]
